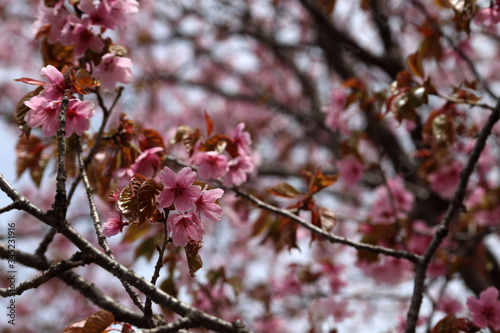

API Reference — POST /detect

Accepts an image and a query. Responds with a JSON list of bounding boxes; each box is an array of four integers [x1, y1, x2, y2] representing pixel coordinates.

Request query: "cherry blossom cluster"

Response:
[[191, 123, 255, 187], [104, 166, 224, 248], [19, 65, 95, 137]]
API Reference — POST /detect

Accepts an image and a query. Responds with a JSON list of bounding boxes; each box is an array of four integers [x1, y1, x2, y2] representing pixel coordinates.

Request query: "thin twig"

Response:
[[404, 98, 500, 333], [0, 201, 21, 214], [0, 252, 88, 297], [34, 228, 57, 257], [232, 188, 422, 263]]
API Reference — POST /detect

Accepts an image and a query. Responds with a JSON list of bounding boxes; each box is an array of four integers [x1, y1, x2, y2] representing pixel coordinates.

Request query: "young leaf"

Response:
[[82, 310, 114, 333], [185, 242, 203, 277], [139, 128, 166, 151], [204, 109, 214, 136], [266, 182, 301, 198], [406, 50, 425, 79]]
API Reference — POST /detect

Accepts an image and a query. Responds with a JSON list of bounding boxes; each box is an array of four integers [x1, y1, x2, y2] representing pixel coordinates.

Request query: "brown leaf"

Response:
[[406, 50, 425, 78], [185, 242, 203, 277], [266, 182, 301, 198], [139, 128, 165, 151], [201, 134, 238, 157], [82, 310, 114, 333]]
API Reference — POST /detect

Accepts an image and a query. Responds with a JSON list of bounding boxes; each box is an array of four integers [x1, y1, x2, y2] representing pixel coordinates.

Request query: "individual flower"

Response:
[[106, 0, 139, 29], [25, 96, 60, 137], [103, 213, 126, 237], [194, 151, 228, 180], [93, 52, 133, 92], [17, 65, 65, 102], [336, 154, 364, 187], [78, 0, 117, 30], [428, 161, 461, 199], [65, 99, 95, 137], [130, 147, 164, 178], [223, 155, 254, 187], [195, 188, 224, 222], [475, 1, 500, 26], [157, 167, 201, 212], [233, 122, 252, 155], [466, 287, 500, 330], [167, 211, 204, 247], [61, 17, 104, 59], [32, 2, 68, 44]]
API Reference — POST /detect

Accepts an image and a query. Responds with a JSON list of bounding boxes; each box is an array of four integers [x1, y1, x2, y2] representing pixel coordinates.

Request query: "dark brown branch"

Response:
[[53, 95, 70, 225], [0, 242, 149, 327], [404, 98, 500, 333]]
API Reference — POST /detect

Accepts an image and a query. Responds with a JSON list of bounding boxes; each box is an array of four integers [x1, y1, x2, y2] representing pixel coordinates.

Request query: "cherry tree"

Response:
[[1, 0, 500, 332]]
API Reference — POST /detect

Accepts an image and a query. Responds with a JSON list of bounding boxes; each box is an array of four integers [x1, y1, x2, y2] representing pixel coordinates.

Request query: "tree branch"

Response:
[[404, 97, 500, 333]]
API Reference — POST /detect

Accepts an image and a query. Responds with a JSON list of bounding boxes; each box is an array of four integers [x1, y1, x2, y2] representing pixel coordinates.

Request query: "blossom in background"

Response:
[[167, 211, 204, 247], [65, 99, 95, 137], [78, 0, 117, 30], [93, 52, 133, 92], [323, 88, 350, 135], [368, 177, 414, 224], [107, 0, 139, 29], [194, 151, 228, 179], [428, 161, 461, 199], [336, 154, 364, 187], [466, 287, 500, 330], [130, 147, 164, 178], [195, 188, 224, 222], [223, 155, 254, 187], [475, 1, 500, 26], [233, 122, 252, 155], [158, 167, 201, 212], [60, 17, 105, 59]]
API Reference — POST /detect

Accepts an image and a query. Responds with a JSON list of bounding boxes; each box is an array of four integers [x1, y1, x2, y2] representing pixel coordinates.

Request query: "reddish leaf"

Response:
[[139, 128, 165, 151], [41, 39, 74, 69], [406, 50, 425, 78], [82, 310, 114, 333], [201, 134, 239, 157], [266, 182, 301, 198], [118, 175, 163, 226], [204, 109, 214, 136], [62, 319, 86, 333], [303, 169, 339, 195], [430, 314, 480, 333]]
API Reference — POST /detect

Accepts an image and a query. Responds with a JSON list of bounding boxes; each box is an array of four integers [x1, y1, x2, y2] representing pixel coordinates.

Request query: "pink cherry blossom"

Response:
[[336, 154, 364, 187], [32, 2, 68, 44], [106, 0, 139, 29], [78, 0, 117, 30], [158, 166, 201, 212], [65, 99, 95, 137], [223, 155, 254, 186], [130, 147, 164, 178], [368, 177, 414, 224], [167, 211, 204, 247], [195, 188, 224, 222], [466, 287, 500, 330], [25, 96, 60, 137], [428, 161, 462, 199], [17, 65, 65, 102], [233, 122, 252, 155], [475, 1, 500, 26], [194, 151, 228, 179], [93, 52, 133, 92], [323, 88, 349, 135], [103, 213, 126, 237], [61, 18, 104, 59]]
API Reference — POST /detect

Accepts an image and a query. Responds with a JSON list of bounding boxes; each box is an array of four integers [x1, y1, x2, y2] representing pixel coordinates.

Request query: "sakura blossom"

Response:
[[194, 151, 228, 180], [194, 188, 224, 222], [78, 0, 117, 30], [336, 154, 364, 187], [475, 1, 500, 26], [167, 211, 204, 247], [428, 161, 462, 199], [103, 213, 126, 237], [65, 99, 95, 137], [24, 96, 60, 137], [466, 287, 500, 330], [222, 155, 254, 187], [93, 52, 133, 92], [157, 166, 201, 212], [233, 122, 252, 155], [130, 147, 164, 178]]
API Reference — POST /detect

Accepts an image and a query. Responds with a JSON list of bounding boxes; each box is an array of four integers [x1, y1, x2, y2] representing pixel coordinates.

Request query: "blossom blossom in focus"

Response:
[[65, 99, 95, 137], [195, 188, 224, 222], [167, 211, 204, 247], [157, 167, 201, 212]]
